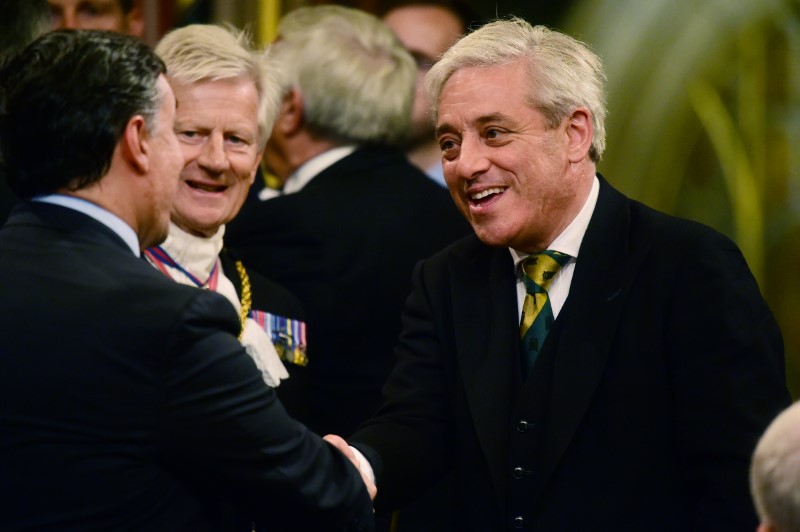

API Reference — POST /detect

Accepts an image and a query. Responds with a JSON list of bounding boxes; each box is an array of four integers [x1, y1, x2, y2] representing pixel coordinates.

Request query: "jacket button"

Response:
[[516, 420, 531, 432], [513, 466, 525, 479], [513, 515, 525, 528]]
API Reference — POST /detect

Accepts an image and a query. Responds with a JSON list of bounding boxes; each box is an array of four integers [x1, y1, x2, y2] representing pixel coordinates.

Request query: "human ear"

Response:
[[120, 115, 150, 174], [275, 89, 304, 136], [565, 107, 593, 163], [125, 5, 145, 38]]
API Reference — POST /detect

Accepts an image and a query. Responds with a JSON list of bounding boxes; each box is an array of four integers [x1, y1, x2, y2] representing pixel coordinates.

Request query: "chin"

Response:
[[473, 227, 512, 249]]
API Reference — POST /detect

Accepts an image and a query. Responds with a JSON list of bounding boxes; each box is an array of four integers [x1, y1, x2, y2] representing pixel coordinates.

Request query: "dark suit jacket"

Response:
[[227, 145, 471, 436], [351, 176, 790, 531], [0, 202, 373, 531]]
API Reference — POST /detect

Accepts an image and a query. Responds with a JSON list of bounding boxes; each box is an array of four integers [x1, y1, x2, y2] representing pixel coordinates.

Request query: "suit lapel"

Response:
[[453, 242, 518, 511], [532, 178, 650, 500]]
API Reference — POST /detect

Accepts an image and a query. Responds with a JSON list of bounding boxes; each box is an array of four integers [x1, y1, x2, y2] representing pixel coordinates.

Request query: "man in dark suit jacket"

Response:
[[329, 19, 792, 530], [0, 29, 373, 531], [226, 6, 470, 438]]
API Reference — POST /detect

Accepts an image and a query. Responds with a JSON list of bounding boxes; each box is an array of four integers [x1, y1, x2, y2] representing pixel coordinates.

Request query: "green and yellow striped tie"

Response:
[[519, 250, 571, 376]]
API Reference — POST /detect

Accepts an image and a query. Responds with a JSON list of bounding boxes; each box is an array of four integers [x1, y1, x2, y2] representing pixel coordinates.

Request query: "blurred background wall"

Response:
[[146, 0, 800, 397]]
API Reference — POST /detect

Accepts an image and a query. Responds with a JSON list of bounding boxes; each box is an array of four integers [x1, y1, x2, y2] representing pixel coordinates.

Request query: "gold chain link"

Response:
[[235, 260, 252, 341]]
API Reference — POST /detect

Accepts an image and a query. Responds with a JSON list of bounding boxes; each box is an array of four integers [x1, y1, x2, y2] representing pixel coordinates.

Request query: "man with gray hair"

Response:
[[751, 401, 800, 532], [148, 24, 305, 391], [333, 17, 790, 530], [227, 5, 469, 438]]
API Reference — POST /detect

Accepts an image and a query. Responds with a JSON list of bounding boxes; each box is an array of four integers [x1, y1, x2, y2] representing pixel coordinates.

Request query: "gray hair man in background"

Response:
[[227, 5, 470, 439], [751, 401, 800, 532]]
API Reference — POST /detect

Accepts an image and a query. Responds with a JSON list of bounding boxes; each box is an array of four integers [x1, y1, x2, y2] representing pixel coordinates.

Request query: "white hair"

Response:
[[426, 18, 607, 162], [269, 5, 416, 146], [751, 401, 800, 532], [155, 24, 283, 149]]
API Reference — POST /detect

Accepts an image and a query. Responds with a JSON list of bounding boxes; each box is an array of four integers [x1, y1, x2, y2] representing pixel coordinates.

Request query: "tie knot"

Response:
[[520, 250, 571, 292]]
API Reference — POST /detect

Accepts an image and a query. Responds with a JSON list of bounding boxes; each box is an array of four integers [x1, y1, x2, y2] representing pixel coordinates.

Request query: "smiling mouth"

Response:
[[469, 187, 506, 204], [187, 181, 226, 193]]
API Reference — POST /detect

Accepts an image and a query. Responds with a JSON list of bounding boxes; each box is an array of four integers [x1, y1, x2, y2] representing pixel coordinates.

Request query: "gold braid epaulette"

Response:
[[235, 260, 251, 341]]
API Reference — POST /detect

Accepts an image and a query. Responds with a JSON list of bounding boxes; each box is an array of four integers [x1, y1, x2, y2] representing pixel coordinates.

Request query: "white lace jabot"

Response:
[[154, 223, 288, 387]]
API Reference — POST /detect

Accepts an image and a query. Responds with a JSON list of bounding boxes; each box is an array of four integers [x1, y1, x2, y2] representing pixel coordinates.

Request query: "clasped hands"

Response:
[[323, 434, 377, 502]]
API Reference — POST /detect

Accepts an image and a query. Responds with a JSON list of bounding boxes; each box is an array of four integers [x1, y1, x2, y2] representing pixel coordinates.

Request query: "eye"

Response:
[[484, 127, 511, 145], [77, 2, 103, 17], [177, 130, 202, 143], [439, 138, 460, 160]]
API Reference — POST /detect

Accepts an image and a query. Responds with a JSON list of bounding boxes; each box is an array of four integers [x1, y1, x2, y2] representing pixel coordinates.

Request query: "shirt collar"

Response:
[[281, 145, 358, 195], [32, 194, 141, 256], [510, 175, 600, 267]]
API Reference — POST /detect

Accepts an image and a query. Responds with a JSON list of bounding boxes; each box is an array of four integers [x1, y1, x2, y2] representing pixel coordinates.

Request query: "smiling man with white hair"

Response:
[[334, 17, 790, 530]]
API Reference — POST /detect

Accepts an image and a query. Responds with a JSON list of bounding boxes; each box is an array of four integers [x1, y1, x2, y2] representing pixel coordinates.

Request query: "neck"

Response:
[[274, 131, 340, 185]]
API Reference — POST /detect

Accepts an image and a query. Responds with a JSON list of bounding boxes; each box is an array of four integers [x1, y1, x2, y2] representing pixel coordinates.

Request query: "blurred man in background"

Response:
[[47, 0, 143, 36], [751, 401, 800, 532], [227, 5, 470, 438], [0, 0, 50, 223], [382, 0, 478, 186]]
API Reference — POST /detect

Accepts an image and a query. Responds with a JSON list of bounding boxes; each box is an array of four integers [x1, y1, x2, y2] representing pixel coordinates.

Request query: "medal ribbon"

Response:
[[144, 246, 219, 291]]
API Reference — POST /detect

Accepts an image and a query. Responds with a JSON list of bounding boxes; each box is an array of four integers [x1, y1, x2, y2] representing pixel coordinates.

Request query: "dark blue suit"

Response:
[[0, 202, 373, 531]]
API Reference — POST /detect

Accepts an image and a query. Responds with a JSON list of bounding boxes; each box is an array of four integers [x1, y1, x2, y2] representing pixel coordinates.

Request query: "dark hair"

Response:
[[0, 0, 49, 61], [0, 29, 166, 199], [119, 0, 135, 14]]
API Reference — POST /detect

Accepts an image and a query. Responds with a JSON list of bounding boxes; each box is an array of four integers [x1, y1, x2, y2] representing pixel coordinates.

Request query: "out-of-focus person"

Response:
[[751, 401, 800, 532], [226, 5, 471, 438], [0, 0, 50, 58], [381, 0, 479, 187], [149, 24, 306, 390], [0, 0, 50, 224], [48, 0, 143, 36], [0, 28, 374, 531]]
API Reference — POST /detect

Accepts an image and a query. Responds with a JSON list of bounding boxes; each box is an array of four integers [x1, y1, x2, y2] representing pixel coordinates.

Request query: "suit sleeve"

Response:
[[159, 291, 373, 531], [351, 258, 456, 511], [667, 227, 789, 529]]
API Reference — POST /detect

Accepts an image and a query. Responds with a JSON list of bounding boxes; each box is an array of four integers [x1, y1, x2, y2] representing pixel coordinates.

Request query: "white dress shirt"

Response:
[[510, 176, 599, 319], [259, 145, 358, 200]]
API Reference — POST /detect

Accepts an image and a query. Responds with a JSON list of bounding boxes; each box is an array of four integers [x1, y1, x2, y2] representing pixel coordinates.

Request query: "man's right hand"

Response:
[[324, 434, 377, 501]]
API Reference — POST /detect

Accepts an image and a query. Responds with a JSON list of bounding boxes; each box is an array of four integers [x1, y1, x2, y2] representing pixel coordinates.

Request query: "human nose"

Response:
[[454, 134, 491, 180], [197, 134, 229, 173], [59, 9, 78, 29]]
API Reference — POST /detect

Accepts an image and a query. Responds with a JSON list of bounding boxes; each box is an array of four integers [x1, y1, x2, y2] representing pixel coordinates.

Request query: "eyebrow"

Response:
[[435, 112, 515, 138]]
